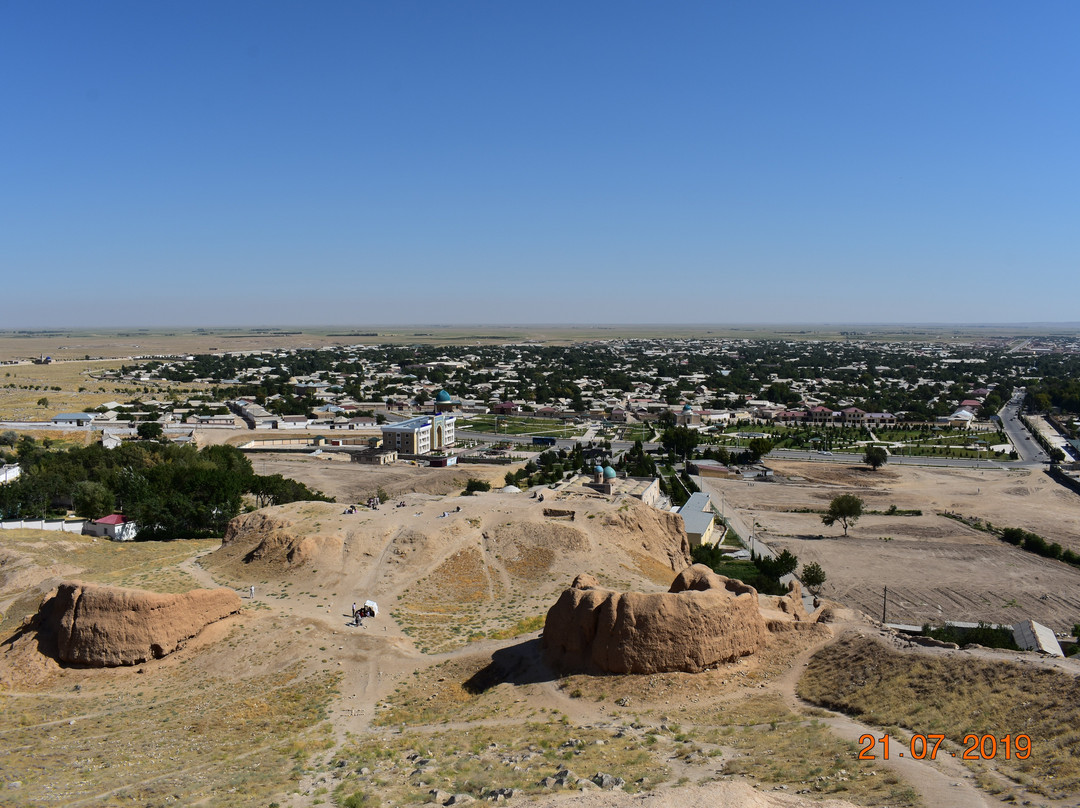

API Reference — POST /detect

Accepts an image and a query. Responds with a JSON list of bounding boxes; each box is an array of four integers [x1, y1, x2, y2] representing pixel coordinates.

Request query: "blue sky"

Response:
[[2, 2, 1078, 327]]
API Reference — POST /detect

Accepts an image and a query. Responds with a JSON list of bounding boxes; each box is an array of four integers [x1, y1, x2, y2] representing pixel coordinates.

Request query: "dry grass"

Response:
[[365, 632, 919, 807], [0, 655, 338, 808], [0, 359, 164, 420], [393, 547, 509, 654], [334, 720, 669, 806], [374, 654, 539, 728], [798, 634, 1080, 799]]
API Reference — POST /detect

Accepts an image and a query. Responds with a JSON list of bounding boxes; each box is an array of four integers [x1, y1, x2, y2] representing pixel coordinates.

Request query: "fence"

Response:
[[0, 519, 85, 533]]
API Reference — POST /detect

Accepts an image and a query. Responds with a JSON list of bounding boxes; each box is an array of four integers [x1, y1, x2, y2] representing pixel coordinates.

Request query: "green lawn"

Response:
[[459, 415, 585, 437]]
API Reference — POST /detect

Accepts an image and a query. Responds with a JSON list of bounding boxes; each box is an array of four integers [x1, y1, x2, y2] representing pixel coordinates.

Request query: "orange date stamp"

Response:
[[858, 733, 1031, 761]]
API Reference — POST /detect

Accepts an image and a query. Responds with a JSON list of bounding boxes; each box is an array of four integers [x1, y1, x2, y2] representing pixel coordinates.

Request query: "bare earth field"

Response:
[[241, 452, 519, 504], [700, 461, 1080, 630]]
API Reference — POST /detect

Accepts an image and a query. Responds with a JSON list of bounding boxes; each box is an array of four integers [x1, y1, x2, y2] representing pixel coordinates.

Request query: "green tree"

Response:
[[464, 478, 491, 495], [746, 437, 775, 463], [863, 445, 888, 471], [72, 480, 115, 519], [822, 494, 863, 536], [660, 426, 698, 460], [0, 430, 16, 447], [137, 422, 164, 441], [801, 561, 827, 594], [757, 548, 799, 580], [37, 397, 49, 408]]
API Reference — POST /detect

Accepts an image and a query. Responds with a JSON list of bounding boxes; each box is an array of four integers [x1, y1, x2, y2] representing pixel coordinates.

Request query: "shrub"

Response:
[[464, 478, 491, 495]]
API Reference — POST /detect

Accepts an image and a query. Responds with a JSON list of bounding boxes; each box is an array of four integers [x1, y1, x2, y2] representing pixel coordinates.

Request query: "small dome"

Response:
[[682, 403, 693, 412], [435, 390, 452, 403], [603, 465, 617, 479], [594, 465, 604, 474]]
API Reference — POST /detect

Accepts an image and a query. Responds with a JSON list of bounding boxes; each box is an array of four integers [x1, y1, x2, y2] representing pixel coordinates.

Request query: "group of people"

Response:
[[342, 496, 386, 515], [351, 601, 377, 627]]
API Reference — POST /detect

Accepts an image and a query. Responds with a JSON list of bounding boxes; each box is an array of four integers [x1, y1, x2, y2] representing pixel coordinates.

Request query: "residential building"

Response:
[[83, 514, 138, 542], [679, 492, 716, 547]]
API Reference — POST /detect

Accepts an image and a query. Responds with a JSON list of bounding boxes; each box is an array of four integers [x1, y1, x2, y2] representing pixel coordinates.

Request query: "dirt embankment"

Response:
[[544, 565, 766, 674], [34, 582, 241, 667]]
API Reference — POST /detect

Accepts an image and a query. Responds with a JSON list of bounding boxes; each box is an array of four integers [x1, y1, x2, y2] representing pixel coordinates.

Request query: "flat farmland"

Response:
[[700, 461, 1080, 631]]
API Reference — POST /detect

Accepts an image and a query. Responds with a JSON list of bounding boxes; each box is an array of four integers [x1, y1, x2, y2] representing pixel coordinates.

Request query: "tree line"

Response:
[[0, 437, 332, 541]]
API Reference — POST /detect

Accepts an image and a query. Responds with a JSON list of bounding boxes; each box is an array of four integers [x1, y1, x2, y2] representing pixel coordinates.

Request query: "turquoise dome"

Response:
[[594, 465, 604, 475], [435, 390, 452, 403], [603, 465, 617, 479], [682, 403, 693, 412]]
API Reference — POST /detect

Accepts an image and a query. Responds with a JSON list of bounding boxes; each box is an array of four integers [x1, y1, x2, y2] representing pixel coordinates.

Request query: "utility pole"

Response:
[[881, 586, 888, 624]]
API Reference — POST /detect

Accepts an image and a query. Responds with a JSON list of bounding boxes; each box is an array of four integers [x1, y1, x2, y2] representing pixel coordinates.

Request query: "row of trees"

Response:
[[0, 439, 332, 541]]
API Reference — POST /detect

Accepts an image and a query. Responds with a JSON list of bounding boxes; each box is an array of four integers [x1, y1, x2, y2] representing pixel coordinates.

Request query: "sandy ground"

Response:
[[700, 460, 1080, 630], [240, 452, 519, 503]]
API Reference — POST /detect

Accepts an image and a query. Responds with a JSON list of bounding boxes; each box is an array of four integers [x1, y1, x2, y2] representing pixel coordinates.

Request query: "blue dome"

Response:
[[435, 390, 452, 403], [682, 403, 693, 412], [594, 465, 604, 475], [603, 465, 617, 479]]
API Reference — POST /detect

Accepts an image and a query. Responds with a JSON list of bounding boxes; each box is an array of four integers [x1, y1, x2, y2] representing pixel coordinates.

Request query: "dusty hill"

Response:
[[207, 491, 691, 653], [34, 581, 241, 666]]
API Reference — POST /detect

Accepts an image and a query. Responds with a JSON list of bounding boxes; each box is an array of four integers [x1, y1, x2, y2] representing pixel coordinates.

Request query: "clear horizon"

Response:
[[3, 2, 1078, 328]]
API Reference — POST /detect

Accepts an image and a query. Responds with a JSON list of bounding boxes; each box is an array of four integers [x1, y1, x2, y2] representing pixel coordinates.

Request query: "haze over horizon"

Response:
[[2, 2, 1078, 328]]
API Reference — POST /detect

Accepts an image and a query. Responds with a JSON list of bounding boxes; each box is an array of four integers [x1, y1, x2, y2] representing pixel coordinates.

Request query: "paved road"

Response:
[[998, 390, 1049, 464]]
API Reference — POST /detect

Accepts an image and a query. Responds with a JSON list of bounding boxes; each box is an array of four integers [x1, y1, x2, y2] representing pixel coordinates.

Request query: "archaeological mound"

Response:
[[543, 564, 768, 674], [34, 581, 242, 667]]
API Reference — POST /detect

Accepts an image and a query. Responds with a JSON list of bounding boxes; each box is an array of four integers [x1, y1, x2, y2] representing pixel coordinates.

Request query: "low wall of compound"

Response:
[[0, 519, 86, 533]]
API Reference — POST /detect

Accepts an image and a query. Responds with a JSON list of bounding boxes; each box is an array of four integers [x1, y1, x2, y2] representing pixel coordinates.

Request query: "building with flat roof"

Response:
[[52, 412, 96, 426], [380, 413, 455, 455], [679, 492, 716, 547]]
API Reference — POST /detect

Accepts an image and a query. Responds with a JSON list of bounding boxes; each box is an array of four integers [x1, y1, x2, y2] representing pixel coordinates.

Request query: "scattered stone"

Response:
[[591, 772, 625, 790], [427, 788, 451, 804], [446, 793, 475, 805]]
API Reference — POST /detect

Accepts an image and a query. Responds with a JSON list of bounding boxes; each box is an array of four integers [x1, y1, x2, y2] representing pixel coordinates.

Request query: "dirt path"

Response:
[[177, 545, 224, 590]]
